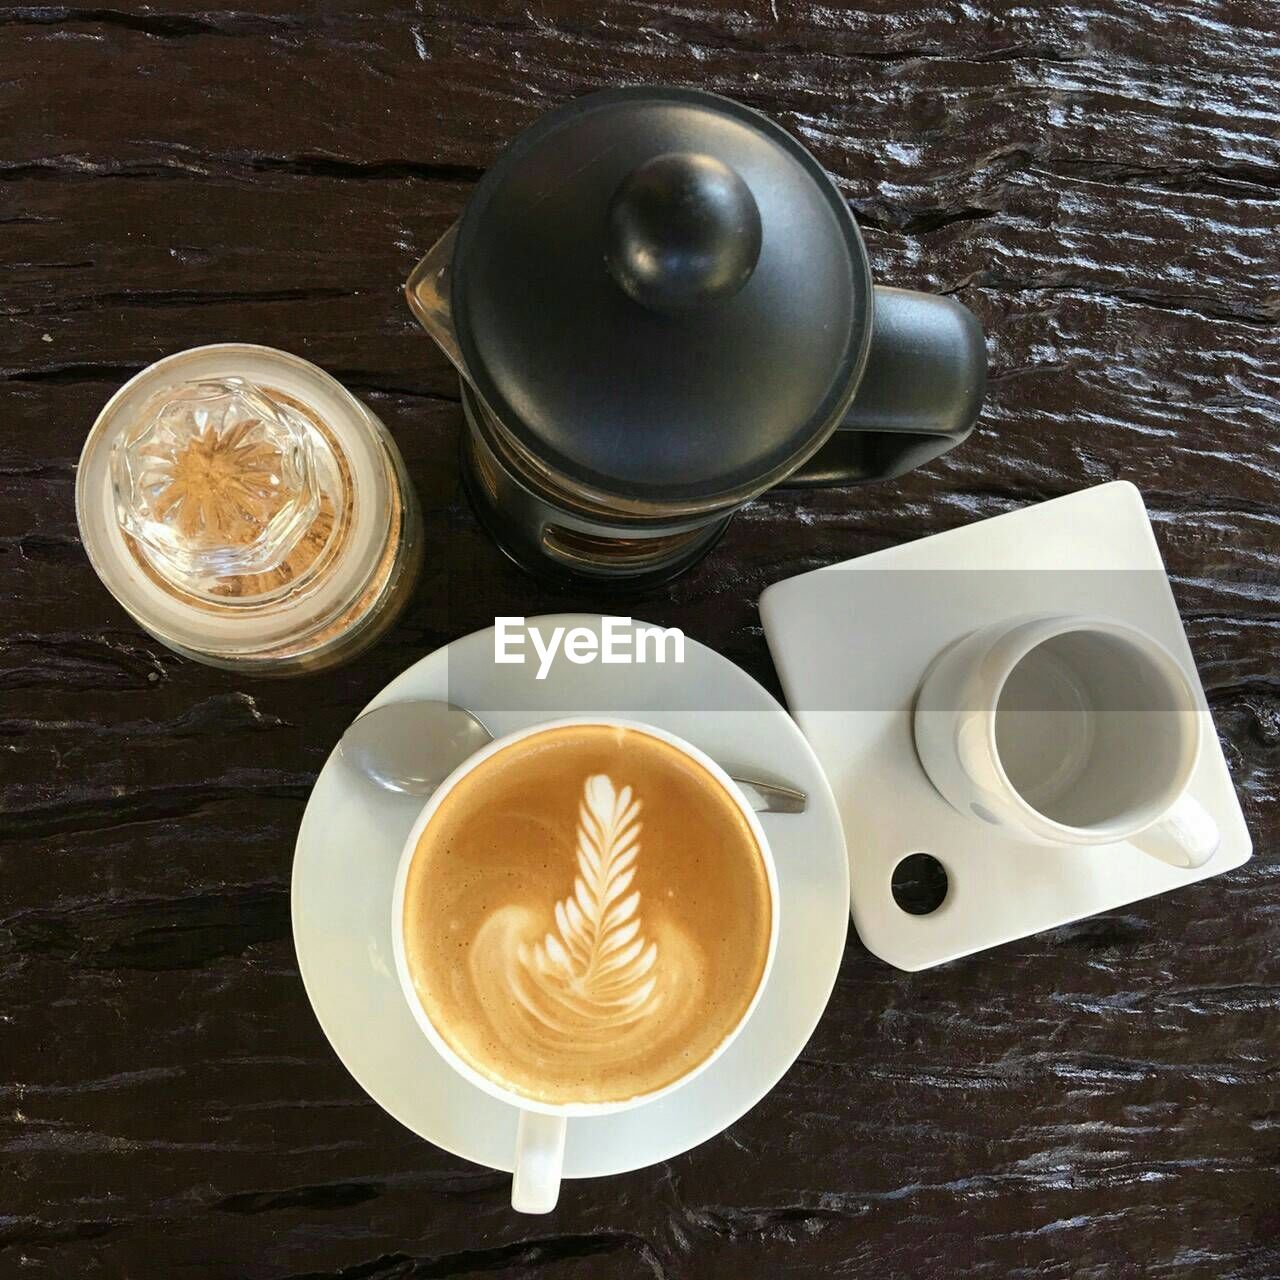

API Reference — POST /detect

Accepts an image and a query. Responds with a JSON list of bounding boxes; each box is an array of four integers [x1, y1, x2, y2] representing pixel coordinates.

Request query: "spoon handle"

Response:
[[730, 775, 808, 815]]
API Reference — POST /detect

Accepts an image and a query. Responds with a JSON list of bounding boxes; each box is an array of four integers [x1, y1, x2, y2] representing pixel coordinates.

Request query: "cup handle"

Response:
[[1131, 793, 1220, 870], [512, 1110, 566, 1213]]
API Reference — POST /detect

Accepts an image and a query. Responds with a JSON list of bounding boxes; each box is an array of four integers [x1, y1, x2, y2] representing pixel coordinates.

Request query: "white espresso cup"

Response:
[[913, 615, 1219, 868], [391, 716, 780, 1214]]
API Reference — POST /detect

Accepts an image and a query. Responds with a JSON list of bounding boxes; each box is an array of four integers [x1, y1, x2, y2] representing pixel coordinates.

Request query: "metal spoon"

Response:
[[340, 700, 807, 814]]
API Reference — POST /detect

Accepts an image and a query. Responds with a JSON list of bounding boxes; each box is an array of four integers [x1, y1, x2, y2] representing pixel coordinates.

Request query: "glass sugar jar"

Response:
[[76, 345, 423, 675]]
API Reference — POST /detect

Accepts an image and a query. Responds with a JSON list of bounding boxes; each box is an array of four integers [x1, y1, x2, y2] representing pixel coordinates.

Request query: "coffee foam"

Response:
[[402, 725, 772, 1106]]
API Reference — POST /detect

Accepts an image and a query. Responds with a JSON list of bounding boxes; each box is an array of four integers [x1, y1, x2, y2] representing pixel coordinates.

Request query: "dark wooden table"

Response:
[[4, 2, 1278, 1276]]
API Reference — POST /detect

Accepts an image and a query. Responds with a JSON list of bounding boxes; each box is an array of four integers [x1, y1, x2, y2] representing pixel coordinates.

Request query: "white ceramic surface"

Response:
[[292, 615, 849, 1177], [913, 613, 1218, 867], [389, 715, 782, 1213], [759, 481, 1252, 972]]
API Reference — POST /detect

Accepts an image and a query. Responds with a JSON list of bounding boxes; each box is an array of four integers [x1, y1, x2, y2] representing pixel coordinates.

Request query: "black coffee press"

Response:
[[408, 86, 986, 587]]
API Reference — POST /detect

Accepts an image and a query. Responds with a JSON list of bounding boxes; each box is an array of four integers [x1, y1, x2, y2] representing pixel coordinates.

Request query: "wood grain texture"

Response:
[[2, 1, 1277, 1276]]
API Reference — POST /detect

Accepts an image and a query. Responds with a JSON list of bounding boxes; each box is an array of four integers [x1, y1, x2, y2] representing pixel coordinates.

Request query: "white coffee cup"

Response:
[[913, 615, 1219, 868], [390, 716, 780, 1214]]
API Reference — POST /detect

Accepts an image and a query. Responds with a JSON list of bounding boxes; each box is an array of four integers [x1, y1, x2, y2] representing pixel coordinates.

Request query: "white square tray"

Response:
[[760, 482, 1252, 971]]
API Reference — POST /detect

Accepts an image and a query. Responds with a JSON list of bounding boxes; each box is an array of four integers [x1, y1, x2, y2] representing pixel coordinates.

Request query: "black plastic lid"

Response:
[[452, 87, 872, 507]]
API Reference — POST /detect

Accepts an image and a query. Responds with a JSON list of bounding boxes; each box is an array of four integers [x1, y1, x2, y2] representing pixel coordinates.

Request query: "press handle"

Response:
[[511, 1110, 566, 1214], [783, 286, 987, 487]]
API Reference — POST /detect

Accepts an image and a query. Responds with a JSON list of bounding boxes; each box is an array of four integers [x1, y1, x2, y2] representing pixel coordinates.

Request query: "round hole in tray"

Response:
[[891, 853, 949, 915]]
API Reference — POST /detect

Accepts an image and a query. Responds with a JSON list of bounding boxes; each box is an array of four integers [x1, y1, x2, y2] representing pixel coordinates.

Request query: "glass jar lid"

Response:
[[76, 345, 398, 664]]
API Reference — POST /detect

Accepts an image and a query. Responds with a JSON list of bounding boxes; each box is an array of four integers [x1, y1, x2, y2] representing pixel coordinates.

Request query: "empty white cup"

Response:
[[913, 615, 1219, 868]]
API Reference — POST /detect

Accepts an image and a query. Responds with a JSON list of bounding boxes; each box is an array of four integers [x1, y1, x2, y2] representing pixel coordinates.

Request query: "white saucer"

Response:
[[291, 615, 849, 1178], [760, 482, 1253, 972]]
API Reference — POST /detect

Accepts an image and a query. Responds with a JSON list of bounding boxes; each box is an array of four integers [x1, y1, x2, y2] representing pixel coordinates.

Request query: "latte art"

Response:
[[515, 775, 661, 1030], [402, 724, 772, 1105]]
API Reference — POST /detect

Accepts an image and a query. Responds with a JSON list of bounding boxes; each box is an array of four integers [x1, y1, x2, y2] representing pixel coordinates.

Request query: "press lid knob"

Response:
[[606, 152, 762, 311]]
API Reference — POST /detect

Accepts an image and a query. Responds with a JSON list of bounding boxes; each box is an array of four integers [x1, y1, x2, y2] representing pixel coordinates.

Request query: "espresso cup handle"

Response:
[[1132, 793, 1220, 870], [512, 1110, 566, 1213]]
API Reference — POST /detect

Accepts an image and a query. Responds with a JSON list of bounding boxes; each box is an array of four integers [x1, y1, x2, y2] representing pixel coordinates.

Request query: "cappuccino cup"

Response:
[[391, 717, 779, 1212], [914, 615, 1219, 868]]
